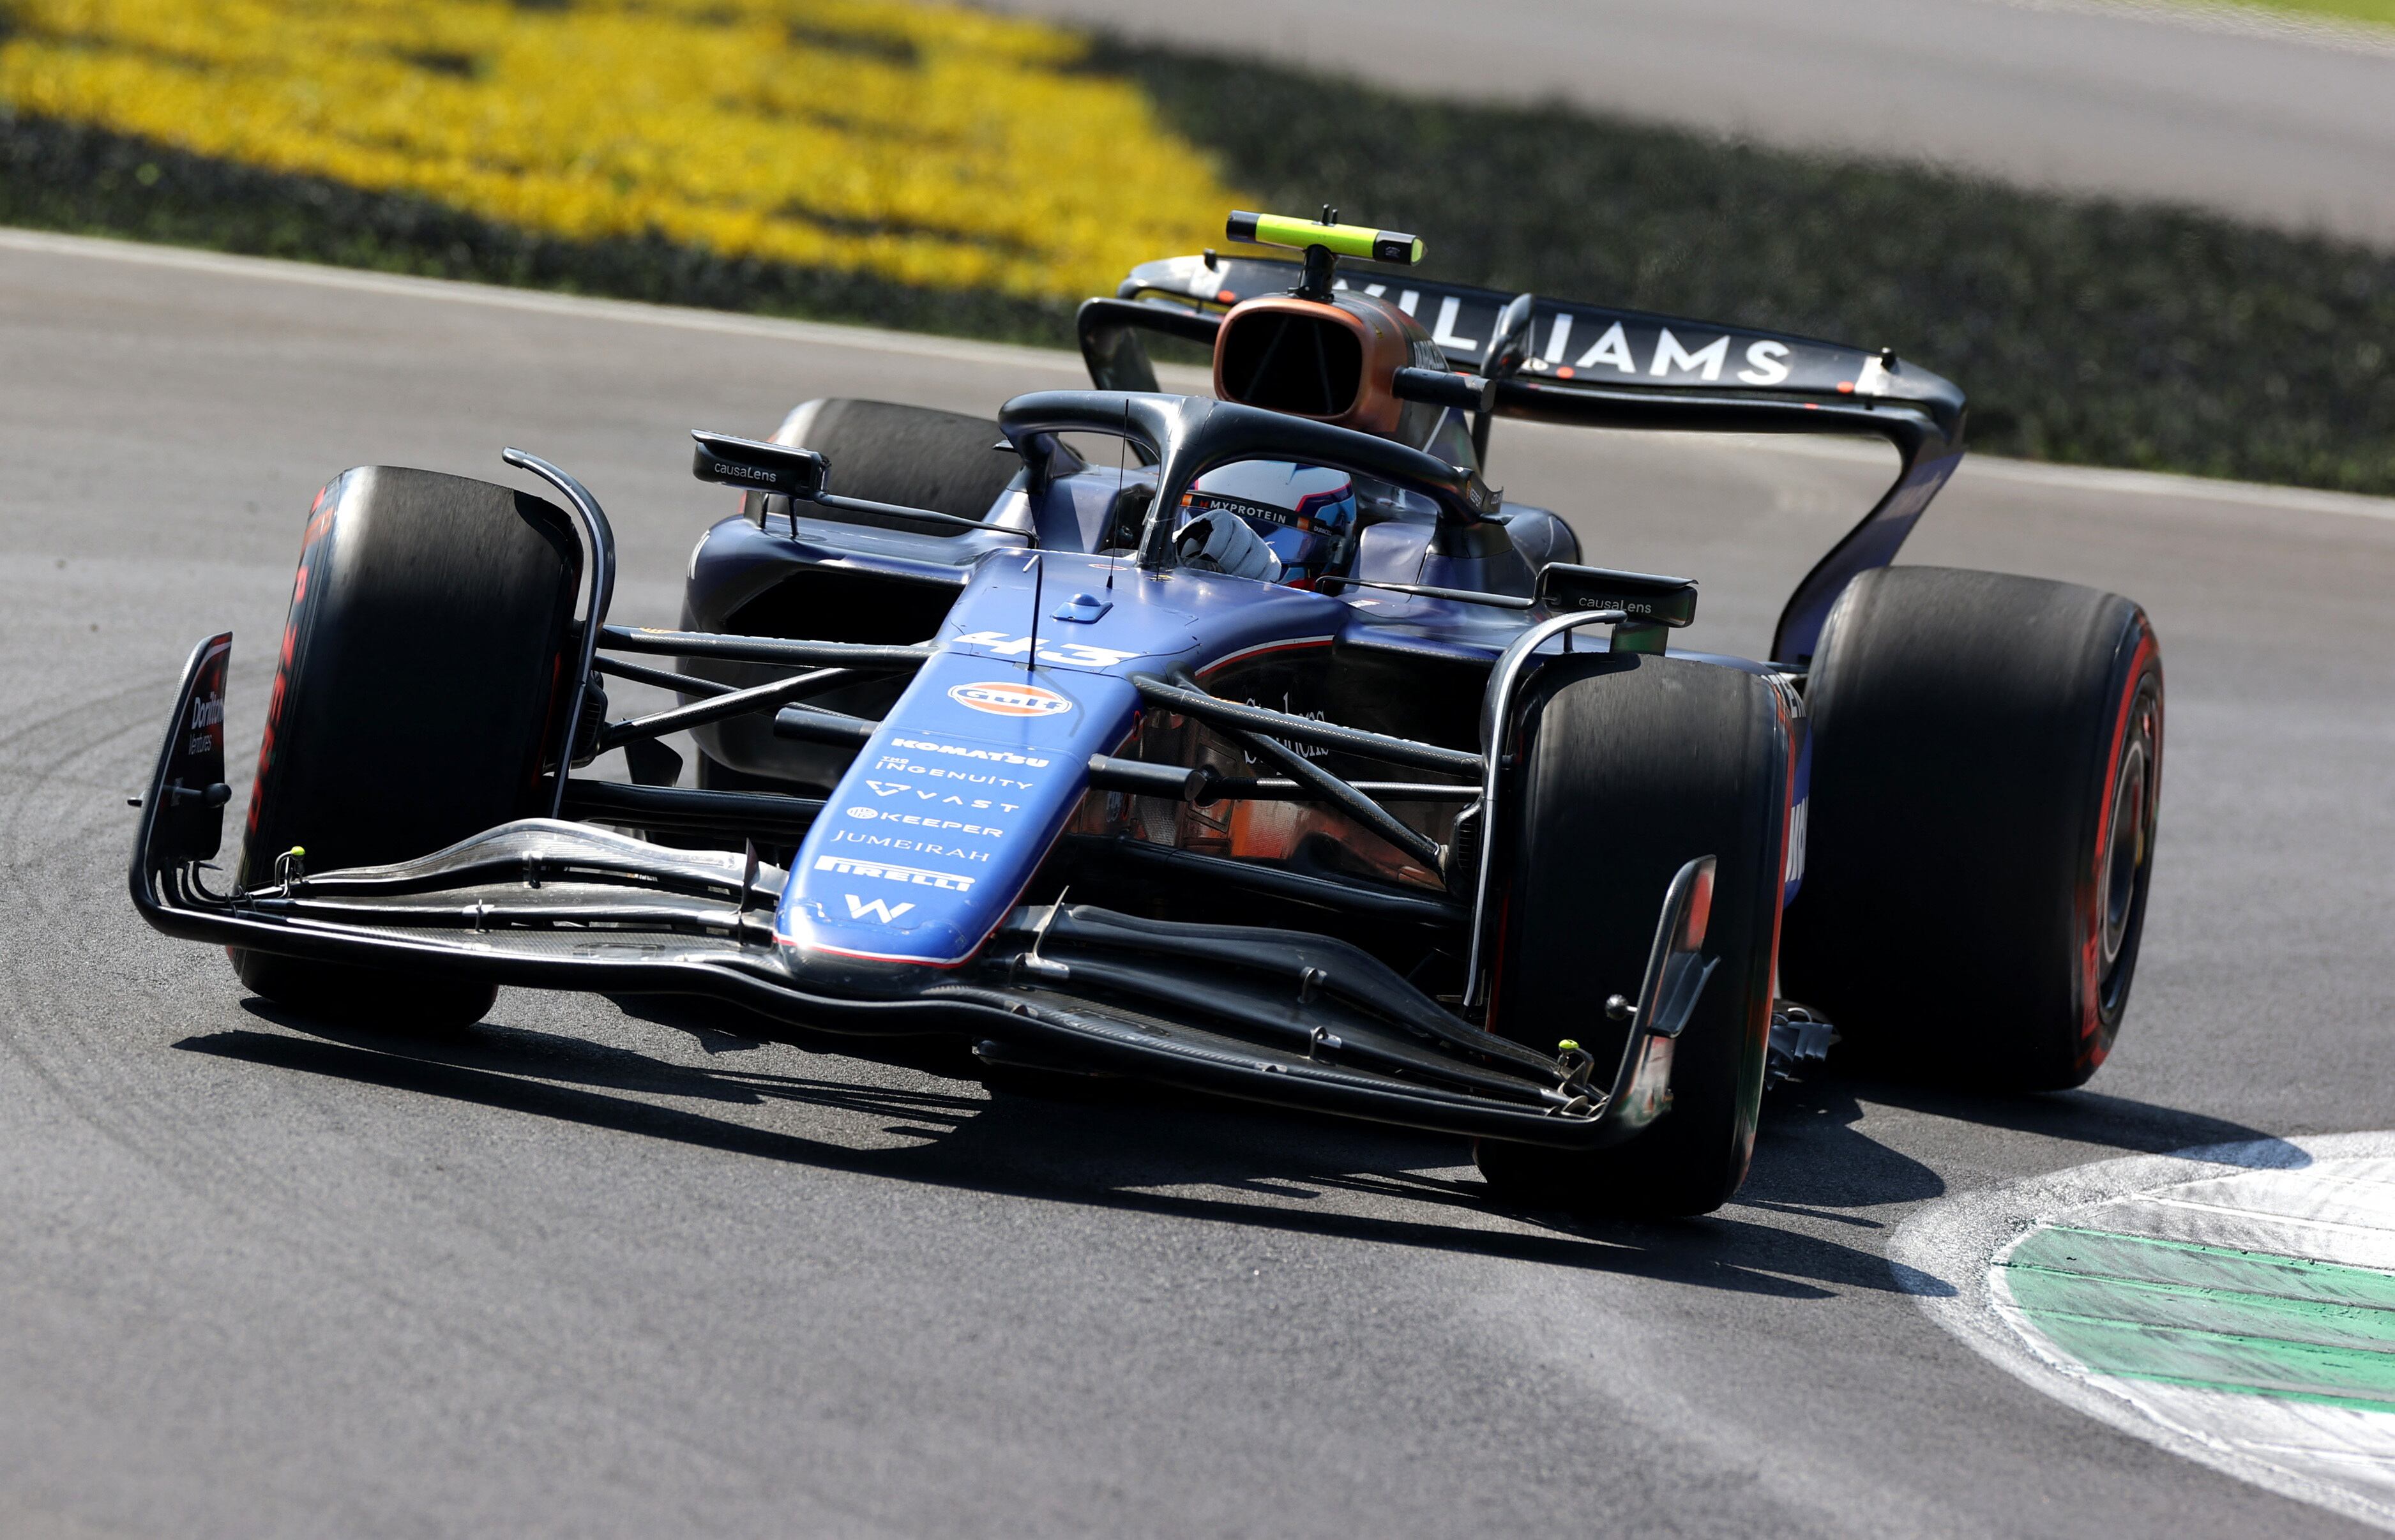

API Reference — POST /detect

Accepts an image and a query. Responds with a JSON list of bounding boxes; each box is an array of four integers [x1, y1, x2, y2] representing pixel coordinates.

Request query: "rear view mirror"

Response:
[[1536, 563, 1699, 627], [1483, 292, 1536, 379], [1392, 366, 1493, 412], [690, 430, 827, 499]]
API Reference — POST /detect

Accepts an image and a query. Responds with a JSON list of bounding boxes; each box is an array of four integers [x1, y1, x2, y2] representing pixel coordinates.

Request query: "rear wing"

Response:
[[1091, 254, 1969, 665]]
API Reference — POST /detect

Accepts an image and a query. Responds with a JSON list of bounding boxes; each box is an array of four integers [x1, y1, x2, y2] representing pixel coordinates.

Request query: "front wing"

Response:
[[131, 633, 1705, 1154]]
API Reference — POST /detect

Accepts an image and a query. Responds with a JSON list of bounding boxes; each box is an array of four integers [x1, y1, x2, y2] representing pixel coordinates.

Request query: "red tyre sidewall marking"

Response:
[[246, 482, 342, 838], [2075, 625, 2163, 1072]]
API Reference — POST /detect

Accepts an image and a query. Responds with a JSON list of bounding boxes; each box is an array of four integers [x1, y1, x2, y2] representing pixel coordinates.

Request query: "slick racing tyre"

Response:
[[234, 467, 584, 1029], [691, 399, 1012, 800], [1779, 565, 2163, 1089], [767, 398, 1020, 524], [1476, 653, 1792, 1219]]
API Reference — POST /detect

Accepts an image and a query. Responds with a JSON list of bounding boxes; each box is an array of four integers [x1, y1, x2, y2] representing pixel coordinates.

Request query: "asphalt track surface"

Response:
[[999, 0, 2395, 248], [4, 229, 2394, 1537]]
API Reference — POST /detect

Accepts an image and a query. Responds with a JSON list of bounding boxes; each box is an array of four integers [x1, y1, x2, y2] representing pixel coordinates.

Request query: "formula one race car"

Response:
[[130, 210, 2163, 1217]]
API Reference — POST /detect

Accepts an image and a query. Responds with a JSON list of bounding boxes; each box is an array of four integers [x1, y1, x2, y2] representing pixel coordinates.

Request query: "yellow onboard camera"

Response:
[[1225, 208, 1423, 267], [1224, 206, 1423, 300]]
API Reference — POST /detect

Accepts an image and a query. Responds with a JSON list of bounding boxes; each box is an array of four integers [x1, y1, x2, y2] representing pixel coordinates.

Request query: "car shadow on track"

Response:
[[176, 997, 1933, 1303], [1842, 1076, 2299, 1162], [1726, 1071, 2295, 1230], [1739, 1076, 1947, 1218]]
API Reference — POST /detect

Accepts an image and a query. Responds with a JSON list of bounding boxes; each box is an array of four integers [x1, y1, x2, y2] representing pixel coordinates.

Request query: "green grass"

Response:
[[1107, 44, 2395, 495], [2205, 0, 2395, 27]]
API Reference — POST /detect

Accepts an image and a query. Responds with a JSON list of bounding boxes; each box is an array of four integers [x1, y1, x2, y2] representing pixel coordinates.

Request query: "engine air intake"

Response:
[[1215, 308, 1364, 419]]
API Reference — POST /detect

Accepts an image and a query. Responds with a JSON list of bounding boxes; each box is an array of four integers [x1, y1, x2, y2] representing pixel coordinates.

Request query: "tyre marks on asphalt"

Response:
[[0, 658, 907, 1530], [1894, 1134, 2395, 1532], [0, 667, 237, 1152]]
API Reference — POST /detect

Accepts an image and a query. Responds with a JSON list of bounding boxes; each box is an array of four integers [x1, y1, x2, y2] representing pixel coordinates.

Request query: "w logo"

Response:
[[843, 894, 916, 925]]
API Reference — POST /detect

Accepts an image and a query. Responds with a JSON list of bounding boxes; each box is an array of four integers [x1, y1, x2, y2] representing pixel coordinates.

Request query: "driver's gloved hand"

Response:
[[1173, 509, 1283, 582]]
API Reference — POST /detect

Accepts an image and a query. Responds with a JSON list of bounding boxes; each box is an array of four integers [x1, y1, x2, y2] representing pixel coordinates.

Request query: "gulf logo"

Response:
[[948, 680, 1073, 718]]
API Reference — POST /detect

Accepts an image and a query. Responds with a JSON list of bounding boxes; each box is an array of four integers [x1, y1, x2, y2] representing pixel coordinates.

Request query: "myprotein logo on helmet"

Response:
[[1195, 494, 1296, 530], [948, 681, 1073, 718]]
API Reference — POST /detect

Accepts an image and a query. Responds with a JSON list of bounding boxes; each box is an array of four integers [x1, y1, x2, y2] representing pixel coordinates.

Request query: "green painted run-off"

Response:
[[2004, 1226, 2395, 1412]]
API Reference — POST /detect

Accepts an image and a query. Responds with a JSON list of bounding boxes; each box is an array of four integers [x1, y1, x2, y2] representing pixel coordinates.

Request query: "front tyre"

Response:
[[1476, 653, 1794, 1219], [1779, 565, 2163, 1089], [234, 467, 584, 1030]]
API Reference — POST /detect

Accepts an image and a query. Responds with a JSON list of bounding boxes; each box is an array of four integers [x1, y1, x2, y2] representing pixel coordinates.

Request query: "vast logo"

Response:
[[843, 894, 915, 924], [948, 681, 1073, 718]]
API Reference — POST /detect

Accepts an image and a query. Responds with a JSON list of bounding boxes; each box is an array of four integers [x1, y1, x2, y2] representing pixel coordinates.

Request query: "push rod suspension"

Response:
[[598, 667, 853, 750], [594, 655, 734, 698], [1198, 778, 1477, 804], [601, 625, 933, 672], [773, 705, 877, 747], [1130, 674, 1483, 777], [1234, 728, 1447, 875]]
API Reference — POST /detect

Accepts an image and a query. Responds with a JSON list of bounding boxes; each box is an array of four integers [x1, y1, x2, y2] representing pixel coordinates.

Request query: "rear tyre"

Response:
[[234, 467, 584, 1031], [1779, 566, 2163, 1089], [1476, 653, 1792, 1219], [767, 398, 1019, 523], [686, 399, 1001, 794]]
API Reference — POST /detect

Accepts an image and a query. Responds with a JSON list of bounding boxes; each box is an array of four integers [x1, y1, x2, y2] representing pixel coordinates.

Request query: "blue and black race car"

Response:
[[130, 211, 2163, 1218]]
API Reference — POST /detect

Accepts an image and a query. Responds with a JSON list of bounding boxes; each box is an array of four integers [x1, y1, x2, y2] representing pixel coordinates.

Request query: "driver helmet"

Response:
[[1179, 461, 1357, 587]]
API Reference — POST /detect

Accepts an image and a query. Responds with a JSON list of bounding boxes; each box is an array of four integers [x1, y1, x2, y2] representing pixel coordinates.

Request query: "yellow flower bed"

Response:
[[0, 0, 1245, 301]]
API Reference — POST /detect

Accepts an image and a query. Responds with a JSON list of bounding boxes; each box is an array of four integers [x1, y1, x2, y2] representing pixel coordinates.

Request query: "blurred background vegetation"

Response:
[[1, 0, 2389, 494], [2231, 0, 2395, 22], [1112, 45, 2395, 495]]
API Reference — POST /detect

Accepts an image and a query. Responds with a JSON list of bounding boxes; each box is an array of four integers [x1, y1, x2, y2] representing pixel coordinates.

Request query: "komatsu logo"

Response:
[[949, 681, 1073, 718], [886, 738, 1050, 769]]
